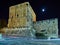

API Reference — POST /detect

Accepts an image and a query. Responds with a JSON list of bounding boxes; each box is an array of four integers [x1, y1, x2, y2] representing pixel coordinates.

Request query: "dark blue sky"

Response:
[[0, 0, 60, 34], [0, 0, 60, 20]]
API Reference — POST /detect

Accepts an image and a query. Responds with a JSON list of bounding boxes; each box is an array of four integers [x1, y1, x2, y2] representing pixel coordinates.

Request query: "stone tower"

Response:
[[8, 2, 36, 28], [0, 2, 36, 37]]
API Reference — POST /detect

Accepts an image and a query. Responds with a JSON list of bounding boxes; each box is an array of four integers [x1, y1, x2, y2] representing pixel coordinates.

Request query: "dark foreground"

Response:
[[0, 37, 60, 45]]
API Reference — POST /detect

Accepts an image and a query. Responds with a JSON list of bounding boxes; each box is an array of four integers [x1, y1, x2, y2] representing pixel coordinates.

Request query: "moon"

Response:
[[42, 9, 45, 12]]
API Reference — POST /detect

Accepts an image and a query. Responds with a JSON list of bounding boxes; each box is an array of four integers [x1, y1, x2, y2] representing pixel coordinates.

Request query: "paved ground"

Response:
[[0, 37, 60, 45]]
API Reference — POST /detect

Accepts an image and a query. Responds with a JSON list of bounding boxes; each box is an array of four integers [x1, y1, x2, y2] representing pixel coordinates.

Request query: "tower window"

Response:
[[26, 4, 28, 6], [12, 16, 13, 19], [17, 14, 19, 17]]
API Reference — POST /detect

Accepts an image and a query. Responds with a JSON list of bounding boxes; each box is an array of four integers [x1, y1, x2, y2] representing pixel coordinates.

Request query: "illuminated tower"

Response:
[[8, 2, 36, 28], [0, 2, 36, 37]]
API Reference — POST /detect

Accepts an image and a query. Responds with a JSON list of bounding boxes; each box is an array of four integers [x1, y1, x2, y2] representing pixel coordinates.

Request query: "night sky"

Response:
[[0, 0, 60, 35]]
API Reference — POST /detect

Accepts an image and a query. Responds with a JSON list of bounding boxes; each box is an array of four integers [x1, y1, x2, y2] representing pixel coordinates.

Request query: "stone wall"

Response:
[[1, 28, 35, 37], [34, 18, 58, 38]]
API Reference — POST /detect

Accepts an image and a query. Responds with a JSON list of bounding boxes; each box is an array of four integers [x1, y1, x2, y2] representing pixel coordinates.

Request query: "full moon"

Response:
[[42, 9, 45, 12]]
